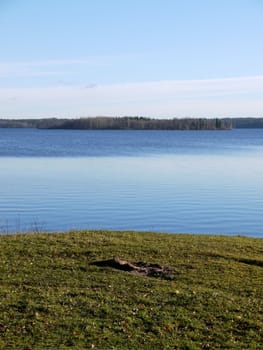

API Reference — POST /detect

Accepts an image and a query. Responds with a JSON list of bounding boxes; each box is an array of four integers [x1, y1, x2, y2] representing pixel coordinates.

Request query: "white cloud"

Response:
[[1, 76, 263, 118], [0, 56, 134, 79]]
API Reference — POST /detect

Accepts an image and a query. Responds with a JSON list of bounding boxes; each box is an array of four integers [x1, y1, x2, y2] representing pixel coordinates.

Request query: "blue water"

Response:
[[1, 128, 263, 157], [0, 128, 263, 237]]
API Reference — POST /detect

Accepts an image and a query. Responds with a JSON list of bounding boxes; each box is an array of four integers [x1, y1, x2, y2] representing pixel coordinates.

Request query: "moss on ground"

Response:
[[0, 230, 262, 349]]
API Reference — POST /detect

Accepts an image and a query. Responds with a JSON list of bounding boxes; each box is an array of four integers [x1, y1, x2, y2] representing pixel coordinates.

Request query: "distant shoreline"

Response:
[[1, 116, 263, 130]]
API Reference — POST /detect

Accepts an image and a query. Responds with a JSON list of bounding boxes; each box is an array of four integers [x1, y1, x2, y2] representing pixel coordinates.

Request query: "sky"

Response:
[[1, 0, 263, 118]]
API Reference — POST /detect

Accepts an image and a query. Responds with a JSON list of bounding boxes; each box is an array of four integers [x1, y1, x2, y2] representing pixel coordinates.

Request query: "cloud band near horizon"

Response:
[[1, 76, 263, 118]]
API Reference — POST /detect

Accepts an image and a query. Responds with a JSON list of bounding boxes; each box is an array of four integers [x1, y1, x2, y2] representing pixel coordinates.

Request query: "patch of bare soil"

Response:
[[92, 258, 176, 279]]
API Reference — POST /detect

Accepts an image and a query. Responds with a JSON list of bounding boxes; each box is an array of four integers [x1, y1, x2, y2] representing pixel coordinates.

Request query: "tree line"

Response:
[[1, 117, 263, 130], [0, 117, 234, 130]]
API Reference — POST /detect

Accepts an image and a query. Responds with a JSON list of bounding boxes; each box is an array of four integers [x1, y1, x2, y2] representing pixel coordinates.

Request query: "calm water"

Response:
[[0, 128, 263, 237]]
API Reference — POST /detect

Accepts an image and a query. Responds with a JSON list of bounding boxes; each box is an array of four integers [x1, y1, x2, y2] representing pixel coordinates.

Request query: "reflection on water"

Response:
[[1, 152, 263, 237]]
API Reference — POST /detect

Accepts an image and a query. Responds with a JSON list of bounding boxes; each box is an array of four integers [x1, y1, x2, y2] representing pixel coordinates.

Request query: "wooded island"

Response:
[[0, 117, 263, 130]]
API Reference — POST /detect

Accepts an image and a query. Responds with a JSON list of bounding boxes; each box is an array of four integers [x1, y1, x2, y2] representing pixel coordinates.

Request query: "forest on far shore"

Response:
[[0, 117, 263, 130]]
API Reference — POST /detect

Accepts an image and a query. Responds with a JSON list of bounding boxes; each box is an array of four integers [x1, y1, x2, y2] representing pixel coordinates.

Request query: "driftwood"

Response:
[[92, 258, 176, 279]]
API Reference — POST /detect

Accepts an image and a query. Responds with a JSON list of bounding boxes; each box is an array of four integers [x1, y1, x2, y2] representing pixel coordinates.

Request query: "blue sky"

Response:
[[1, 0, 263, 118]]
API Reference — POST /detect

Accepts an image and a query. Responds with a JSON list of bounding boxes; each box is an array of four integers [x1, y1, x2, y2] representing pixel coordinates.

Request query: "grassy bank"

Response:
[[0, 230, 262, 349]]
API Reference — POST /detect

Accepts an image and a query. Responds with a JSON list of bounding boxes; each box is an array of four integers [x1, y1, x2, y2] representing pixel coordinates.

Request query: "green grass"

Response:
[[0, 230, 262, 349]]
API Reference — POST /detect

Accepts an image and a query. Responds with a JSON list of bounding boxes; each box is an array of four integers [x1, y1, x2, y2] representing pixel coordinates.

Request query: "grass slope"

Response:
[[0, 230, 262, 349]]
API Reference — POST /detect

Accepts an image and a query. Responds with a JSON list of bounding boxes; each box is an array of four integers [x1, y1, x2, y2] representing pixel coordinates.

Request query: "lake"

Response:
[[0, 128, 263, 237]]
